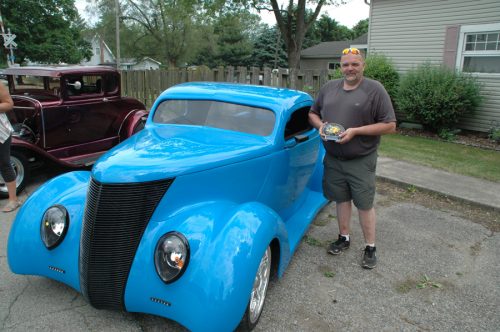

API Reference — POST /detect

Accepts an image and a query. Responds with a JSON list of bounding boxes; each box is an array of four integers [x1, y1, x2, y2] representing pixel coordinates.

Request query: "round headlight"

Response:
[[40, 205, 69, 250], [154, 232, 190, 284]]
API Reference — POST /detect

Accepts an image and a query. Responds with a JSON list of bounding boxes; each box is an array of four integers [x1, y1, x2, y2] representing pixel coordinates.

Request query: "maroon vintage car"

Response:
[[0, 66, 147, 198]]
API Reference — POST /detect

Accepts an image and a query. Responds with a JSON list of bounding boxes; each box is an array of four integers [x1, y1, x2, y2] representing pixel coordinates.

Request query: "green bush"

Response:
[[489, 121, 500, 143], [364, 54, 399, 101], [329, 53, 399, 101], [396, 63, 483, 133]]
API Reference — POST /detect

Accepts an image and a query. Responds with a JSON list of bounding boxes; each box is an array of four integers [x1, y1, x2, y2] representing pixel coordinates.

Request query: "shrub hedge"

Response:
[[396, 63, 483, 133]]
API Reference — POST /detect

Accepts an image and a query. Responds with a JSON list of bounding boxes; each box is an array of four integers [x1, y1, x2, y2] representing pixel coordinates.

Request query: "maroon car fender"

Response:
[[118, 109, 149, 141]]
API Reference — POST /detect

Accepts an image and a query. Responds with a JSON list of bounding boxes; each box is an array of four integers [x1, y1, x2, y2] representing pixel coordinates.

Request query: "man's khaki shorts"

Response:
[[322, 151, 378, 210]]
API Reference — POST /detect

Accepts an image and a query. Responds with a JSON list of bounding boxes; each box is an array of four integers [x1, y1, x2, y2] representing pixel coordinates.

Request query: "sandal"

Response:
[[2, 200, 21, 213]]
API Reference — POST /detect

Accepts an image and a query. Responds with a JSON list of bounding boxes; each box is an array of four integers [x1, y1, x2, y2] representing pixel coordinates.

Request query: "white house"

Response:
[[119, 57, 162, 70], [81, 34, 116, 66], [367, 0, 500, 132]]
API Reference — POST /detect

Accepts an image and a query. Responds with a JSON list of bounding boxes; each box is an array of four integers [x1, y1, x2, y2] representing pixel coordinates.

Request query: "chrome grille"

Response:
[[80, 177, 173, 310]]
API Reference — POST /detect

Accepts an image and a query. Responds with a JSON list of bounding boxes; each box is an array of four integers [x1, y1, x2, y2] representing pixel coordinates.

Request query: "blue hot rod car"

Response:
[[8, 82, 327, 331]]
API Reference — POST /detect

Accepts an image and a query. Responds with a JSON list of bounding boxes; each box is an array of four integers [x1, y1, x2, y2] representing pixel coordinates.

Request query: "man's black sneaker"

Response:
[[362, 246, 377, 269], [327, 235, 350, 255]]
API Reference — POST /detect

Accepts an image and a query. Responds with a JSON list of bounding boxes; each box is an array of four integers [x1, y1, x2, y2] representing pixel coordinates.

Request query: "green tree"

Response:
[[247, 0, 348, 69], [212, 11, 259, 67], [189, 9, 259, 68], [0, 0, 92, 64], [249, 25, 287, 68], [118, 0, 202, 67], [308, 14, 351, 43], [352, 18, 368, 39]]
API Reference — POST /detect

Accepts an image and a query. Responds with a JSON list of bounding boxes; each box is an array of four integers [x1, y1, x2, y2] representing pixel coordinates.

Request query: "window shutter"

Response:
[[443, 25, 460, 70]]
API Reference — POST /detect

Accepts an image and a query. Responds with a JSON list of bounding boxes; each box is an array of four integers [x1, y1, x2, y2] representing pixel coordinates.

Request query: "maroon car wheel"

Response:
[[0, 151, 29, 199]]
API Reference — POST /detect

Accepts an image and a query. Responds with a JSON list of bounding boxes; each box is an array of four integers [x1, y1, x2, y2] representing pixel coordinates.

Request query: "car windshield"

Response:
[[153, 100, 275, 136]]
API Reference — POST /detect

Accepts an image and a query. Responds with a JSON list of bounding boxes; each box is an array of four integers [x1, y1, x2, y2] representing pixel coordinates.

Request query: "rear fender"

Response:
[[7, 171, 91, 291], [119, 109, 149, 140], [124, 201, 290, 332]]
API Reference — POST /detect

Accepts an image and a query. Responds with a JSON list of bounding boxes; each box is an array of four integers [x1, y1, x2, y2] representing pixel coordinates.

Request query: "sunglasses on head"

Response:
[[342, 47, 360, 55]]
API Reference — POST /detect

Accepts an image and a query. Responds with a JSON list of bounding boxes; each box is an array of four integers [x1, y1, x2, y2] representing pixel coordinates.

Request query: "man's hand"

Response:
[[319, 122, 328, 141], [337, 127, 355, 144]]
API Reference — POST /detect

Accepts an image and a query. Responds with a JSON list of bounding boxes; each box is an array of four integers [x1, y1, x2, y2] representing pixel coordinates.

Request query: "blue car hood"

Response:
[[92, 126, 274, 183]]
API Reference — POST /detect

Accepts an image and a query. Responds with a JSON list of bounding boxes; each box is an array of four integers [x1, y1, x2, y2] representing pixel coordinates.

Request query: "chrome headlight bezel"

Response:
[[154, 232, 190, 284], [40, 205, 69, 250]]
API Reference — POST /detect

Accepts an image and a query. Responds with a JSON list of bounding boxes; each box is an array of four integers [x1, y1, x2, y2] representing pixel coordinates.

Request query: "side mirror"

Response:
[[67, 81, 82, 90]]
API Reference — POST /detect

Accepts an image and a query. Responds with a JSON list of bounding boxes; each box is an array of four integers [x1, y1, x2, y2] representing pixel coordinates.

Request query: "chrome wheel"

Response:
[[0, 152, 28, 198], [248, 246, 271, 324]]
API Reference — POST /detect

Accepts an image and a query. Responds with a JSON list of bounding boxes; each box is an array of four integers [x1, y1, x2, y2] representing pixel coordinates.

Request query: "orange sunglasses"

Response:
[[342, 47, 361, 55]]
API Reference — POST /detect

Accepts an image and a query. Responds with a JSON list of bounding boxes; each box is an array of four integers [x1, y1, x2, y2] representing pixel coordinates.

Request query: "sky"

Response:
[[75, 0, 369, 28]]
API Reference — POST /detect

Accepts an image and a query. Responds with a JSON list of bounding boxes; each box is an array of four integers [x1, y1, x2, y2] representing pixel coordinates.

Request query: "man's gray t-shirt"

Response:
[[310, 78, 396, 159]]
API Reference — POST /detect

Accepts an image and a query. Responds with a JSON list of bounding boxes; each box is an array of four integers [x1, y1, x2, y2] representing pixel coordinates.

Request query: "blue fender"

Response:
[[124, 200, 289, 332], [7, 171, 90, 292]]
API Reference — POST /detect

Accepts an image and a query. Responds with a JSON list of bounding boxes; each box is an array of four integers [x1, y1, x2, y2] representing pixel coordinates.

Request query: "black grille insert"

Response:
[[80, 177, 173, 310]]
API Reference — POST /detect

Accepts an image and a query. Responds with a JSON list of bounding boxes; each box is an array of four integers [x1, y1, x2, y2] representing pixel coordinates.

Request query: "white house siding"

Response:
[[132, 59, 161, 70], [460, 75, 500, 132], [369, 0, 500, 132], [81, 36, 115, 66]]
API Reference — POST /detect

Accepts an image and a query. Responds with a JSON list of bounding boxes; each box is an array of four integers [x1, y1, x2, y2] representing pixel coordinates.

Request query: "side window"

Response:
[[67, 75, 103, 96], [82, 75, 102, 94], [284, 107, 312, 140], [104, 75, 119, 94]]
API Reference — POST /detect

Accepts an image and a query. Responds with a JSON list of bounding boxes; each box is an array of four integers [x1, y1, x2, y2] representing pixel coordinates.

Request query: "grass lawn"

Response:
[[379, 134, 500, 182]]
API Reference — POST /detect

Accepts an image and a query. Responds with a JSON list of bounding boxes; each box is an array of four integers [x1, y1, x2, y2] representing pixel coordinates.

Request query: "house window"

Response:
[[328, 62, 340, 70], [457, 24, 500, 74]]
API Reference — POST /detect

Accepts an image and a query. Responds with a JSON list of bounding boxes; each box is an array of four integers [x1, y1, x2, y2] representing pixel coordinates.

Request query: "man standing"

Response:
[[308, 48, 396, 269]]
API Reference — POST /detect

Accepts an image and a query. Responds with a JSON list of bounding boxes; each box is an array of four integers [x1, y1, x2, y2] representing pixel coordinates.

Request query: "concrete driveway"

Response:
[[1, 170, 498, 331]]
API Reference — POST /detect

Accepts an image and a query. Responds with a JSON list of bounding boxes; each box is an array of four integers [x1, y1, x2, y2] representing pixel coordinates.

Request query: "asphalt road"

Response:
[[1, 169, 499, 331]]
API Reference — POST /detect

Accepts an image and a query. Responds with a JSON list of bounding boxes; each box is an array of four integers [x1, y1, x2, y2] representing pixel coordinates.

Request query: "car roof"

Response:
[[3, 65, 118, 77], [159, 82, 313, 114]]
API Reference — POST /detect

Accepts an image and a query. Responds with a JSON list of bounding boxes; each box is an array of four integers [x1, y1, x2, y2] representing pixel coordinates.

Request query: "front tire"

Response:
[[0, 150, 29, 199], [238, 246, 272, 331]]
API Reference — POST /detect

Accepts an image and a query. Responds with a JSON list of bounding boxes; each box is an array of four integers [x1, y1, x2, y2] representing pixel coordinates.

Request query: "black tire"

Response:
[[237, 246, 272, 331], [0, 150, 29, 199]]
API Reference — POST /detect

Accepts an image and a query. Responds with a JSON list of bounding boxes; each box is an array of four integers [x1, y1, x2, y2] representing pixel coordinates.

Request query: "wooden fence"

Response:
[[120, 66, 332, 108]]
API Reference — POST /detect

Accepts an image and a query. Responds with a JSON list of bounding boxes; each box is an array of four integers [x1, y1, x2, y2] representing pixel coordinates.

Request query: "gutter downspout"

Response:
[[364, 0, 371, 54]]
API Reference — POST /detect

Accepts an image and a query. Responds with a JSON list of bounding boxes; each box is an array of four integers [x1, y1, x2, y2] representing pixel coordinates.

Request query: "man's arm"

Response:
[[0, 84, 13, 113], [339, 122, 396, 144], [308, 111, 327, 140]]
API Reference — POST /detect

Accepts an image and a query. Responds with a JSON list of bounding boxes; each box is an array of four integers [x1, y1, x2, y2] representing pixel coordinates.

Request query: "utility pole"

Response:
[[115, 0, 121, 69]]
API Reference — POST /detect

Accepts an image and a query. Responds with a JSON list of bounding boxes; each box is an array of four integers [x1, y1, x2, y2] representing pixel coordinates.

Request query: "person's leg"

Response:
[[6, 180, 17, 201], [359, 207, 377, 268], [345, 152, 378, 268], [323, 154, 352, 254], [1, 136, 20, 212], [326, 200, 352, 255], [337, 201, 352, 236], [358, 207, 376, 245]]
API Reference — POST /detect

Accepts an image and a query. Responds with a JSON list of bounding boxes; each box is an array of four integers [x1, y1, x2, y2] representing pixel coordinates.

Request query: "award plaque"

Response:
[[321, 123, 345, 141]]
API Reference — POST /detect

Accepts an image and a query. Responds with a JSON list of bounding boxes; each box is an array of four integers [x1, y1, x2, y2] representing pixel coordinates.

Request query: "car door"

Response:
[[269, 105, 320, 218], [43, 74, 120, 155], [284, 105, 319, 198]]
